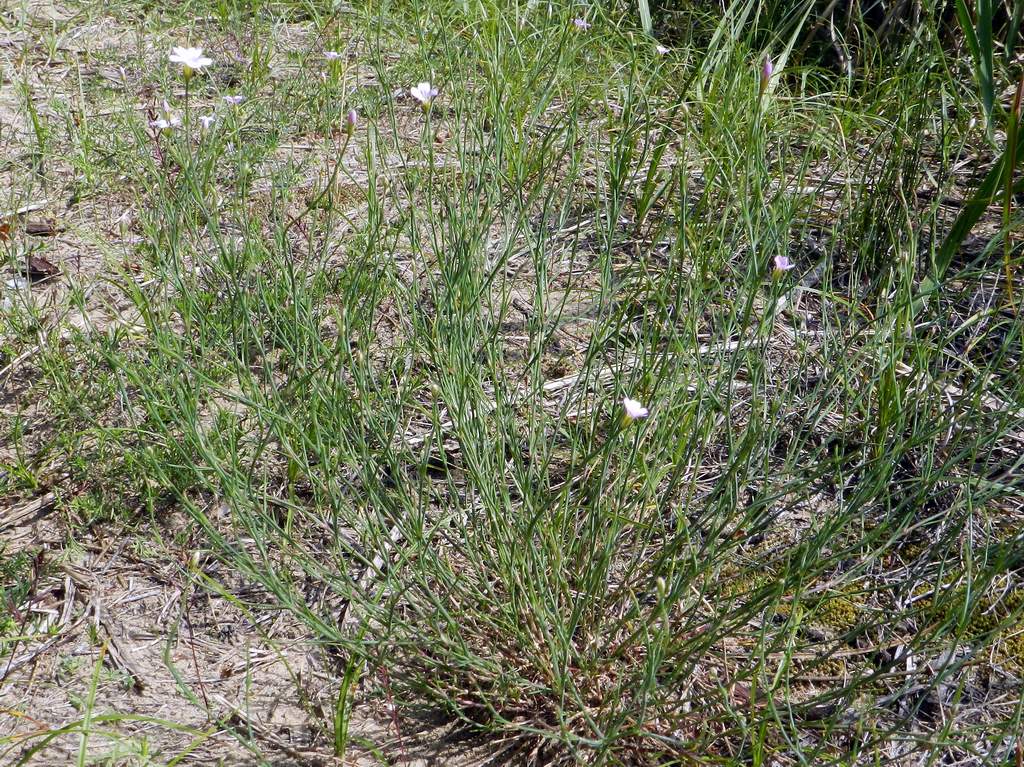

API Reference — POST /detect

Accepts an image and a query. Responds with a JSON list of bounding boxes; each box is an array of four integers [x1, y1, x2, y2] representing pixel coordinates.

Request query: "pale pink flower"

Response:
[[223, 95, 245, 105], [573, 17, 591, 30], [345, 108, 358, 135], [324, 50, 343, 61], [410, 81, 438, 108], [773, 254, 795, 272], [623, 397, 649, 420], [169, 46, 212, 77], [760, 55, 774, 94]]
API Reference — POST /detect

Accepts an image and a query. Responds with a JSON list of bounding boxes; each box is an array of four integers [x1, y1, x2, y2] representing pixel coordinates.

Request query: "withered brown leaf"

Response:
[[24, 219, 63, 236], [22, 254, 61, 282]]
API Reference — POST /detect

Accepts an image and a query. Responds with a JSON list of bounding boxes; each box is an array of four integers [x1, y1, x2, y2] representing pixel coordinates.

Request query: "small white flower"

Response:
[[150, 100, 181, 131], [223, 94, 245, 105], [168, 46, 213, 74], [656, 44, 670, 55], [410, 81, 438, 107], [623, 397, 649, 420], [324, 50, 343, 61], [199, 114, 216, 129]]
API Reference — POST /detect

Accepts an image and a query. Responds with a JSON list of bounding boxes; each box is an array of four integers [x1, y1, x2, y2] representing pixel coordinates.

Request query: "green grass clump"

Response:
[[1, 0, 1022, 762]]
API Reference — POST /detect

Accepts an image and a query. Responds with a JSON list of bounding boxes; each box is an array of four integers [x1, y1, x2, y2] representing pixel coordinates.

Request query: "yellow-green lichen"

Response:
[[815, 596, 860, 629], [989, 630, 1024, 671], [810, 588, 869, 633], [967, 587, 1024, 671], [793, 655, 848, 678]]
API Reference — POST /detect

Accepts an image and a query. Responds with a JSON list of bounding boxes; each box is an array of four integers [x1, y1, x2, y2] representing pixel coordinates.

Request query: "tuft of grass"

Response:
[[2, 0, 1022, 762]]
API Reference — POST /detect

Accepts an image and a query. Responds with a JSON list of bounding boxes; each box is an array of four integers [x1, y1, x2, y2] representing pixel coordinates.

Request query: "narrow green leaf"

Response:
[[334, 653, 364, 757], [932, 126, 1024, 282], [638, 0, 653, 36], [955, 0, 981, 66], [957, 0, 995, 130], [977, 0, 995, 126], [1007, 0, 1023, 63]]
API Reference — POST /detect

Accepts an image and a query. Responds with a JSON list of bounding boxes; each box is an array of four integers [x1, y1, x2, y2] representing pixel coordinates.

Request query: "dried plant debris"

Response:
[[20, 254, 61, 282], [23, 219, 63, 237]]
